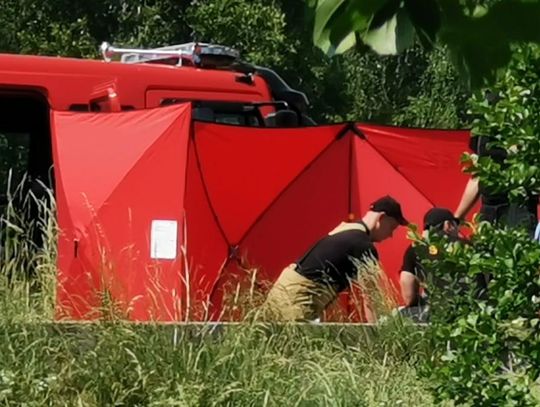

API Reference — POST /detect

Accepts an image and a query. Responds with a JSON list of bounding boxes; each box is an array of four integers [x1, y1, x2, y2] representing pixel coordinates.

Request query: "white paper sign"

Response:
[[150, 220, 178, 260]]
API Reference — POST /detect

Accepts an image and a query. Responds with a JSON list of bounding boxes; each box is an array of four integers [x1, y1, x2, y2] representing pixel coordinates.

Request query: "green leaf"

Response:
[[327, 0, 380, 51], [439, 0, 540, 89], [368, 0, 400, 30], [363, 6, 415, 55], [312, 0, 395, 56], [313, 0, 346, 45], [319, 28, 357, 57], [313, 0, 540, 88], [329, 32, 357, 57]]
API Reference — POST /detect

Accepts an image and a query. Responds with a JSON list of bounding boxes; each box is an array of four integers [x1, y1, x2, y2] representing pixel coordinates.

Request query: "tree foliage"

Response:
[[392, 47, 469, 128], [0, 0, 192, 58], [0, 0, 470, 126], [311, 0, 540, 89], [340, 45, 468, 127], [416, 44, 540, 405], [465, 45, 540, 202], [188, 0, 288, 68]]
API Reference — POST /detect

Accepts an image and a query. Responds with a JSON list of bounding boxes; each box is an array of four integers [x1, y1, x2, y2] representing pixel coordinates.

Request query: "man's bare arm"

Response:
[[400, 271, 420, 307], [455, 177, 480, 220]]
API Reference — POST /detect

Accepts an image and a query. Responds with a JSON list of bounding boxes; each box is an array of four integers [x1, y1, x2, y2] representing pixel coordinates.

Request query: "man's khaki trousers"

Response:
[[261, 264, 338, 322]]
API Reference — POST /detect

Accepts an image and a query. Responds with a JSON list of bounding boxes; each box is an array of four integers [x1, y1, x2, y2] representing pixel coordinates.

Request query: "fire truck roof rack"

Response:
[[100, 41, 240, 68], [98, 41, 311, 116]]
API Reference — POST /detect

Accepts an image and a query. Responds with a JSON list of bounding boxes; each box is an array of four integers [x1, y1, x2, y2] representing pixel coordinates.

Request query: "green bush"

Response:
[[393, 47, 469, 129], [465, 44, 540, 202], [188, 0, 288, 68], [419, 218, 540, 405], [416, 42, 540, 406]]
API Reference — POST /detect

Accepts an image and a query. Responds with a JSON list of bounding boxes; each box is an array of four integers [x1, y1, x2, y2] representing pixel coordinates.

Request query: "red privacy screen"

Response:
[[195, 122, 472, 320], [52, 104, 191, 320], [52, 107, 472, 321]]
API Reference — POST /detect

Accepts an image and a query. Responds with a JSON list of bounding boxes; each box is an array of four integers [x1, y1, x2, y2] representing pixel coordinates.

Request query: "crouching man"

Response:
[[399, 208, 461, 322], [262, 196, 408, 322], [399, 207, 489, 323]]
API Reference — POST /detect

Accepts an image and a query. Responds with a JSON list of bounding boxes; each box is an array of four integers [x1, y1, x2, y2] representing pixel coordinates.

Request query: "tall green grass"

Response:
[[0, 176, 56, 322], [0, 181, 436, 406], [0, 321, 436, 406]]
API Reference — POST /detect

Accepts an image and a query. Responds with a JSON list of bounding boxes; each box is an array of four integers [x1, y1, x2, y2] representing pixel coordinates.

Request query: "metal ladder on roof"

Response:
[[100, 41, 240, 67]]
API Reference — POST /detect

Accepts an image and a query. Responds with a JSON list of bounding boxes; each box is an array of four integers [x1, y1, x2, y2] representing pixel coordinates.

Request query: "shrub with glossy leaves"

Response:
[[416, 43, 540, 406], [464, 44, 540, 203], [419, 220, 540, 405]]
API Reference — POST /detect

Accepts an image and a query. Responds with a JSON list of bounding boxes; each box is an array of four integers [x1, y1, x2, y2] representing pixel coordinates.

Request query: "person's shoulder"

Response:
[[350, 231, 378, 254], [332, 227, 371, 239], [401, 243, 420, 274], [403, 243, 420, 261], [405, 243, 417, 255], [328, 221, 368, 236]]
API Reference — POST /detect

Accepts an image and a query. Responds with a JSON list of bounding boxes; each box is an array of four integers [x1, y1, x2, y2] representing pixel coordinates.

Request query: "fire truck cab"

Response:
[[0, 41, 313, 210]]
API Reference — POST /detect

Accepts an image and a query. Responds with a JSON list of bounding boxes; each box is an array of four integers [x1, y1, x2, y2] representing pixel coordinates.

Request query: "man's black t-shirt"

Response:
[[400, 244, 433, 307], [296, 229, 378, 292]]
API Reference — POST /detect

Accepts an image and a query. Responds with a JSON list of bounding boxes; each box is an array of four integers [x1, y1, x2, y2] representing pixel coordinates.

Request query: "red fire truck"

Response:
[[0, 41, 313, 201]]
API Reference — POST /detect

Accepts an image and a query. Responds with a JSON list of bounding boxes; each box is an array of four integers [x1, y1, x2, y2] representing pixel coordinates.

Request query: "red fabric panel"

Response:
[[54, 182, 102, 319], [52, 113, 476, 321], [184, 139, 229, 321], [209, 125, 472, 320], [192, 123, 342, 245], [352, 136, 433, 300], [53, 105, 189, 231], [357, 124, 472, 210], [215, 135, 350, 320], [237, 134, 349, 280], [51, 104, 191, 321]]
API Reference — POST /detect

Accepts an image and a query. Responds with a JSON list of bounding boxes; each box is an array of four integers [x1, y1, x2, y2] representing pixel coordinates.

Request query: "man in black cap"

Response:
[[400, 208, 460, 318], [262, 195, 408, 322], [400, 207, 490, 322]]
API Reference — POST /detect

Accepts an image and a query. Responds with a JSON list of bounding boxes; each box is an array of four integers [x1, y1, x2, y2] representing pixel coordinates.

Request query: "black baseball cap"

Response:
[[369, 195, 408, 226], [424, 207, 459, 229]]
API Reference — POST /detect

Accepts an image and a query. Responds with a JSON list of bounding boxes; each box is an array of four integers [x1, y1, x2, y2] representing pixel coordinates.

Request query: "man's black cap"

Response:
[[370, 195, 408, 226], [424, 207, 459, 229]]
